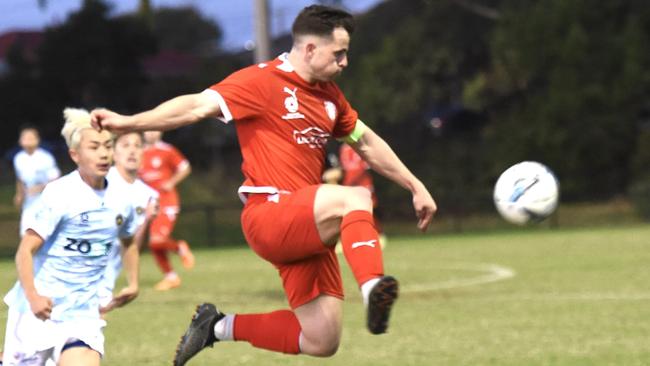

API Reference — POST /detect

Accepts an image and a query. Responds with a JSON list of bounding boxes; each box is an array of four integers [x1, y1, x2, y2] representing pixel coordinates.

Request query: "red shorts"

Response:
[[241, 185, 344, 309], [149, 206, 179, 244]]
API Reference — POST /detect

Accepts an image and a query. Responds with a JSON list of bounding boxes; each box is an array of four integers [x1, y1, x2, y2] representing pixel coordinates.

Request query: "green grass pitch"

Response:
[[1, 226, 650, 365]]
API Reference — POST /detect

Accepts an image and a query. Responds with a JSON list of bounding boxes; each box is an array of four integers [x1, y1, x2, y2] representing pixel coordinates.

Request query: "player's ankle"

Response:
[[360, 277, 381, 307], [214, 314, 235, 341], [164, 271, 179, 280]]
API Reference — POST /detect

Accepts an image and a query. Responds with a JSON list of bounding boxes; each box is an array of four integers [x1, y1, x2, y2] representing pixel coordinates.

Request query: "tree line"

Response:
[[1, 0, 649, 218]]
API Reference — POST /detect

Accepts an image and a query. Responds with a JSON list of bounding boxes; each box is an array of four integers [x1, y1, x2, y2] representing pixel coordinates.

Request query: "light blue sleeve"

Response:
[[119, 204, 138, 239], [26, 185, 63, 240]]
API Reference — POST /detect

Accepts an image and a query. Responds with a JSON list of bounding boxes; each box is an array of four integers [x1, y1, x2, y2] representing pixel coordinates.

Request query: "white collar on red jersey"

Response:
[[277, 53, 294, 73]]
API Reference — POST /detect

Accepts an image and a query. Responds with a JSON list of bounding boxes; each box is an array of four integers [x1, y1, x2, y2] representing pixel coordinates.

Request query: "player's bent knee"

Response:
[[300, 323, 341, 357], [315, 185, 373, 218], [348, 185, 372, 200], [308, 338, 340, 357], [342, 186, 373, 213], [319, 343, 340, 357]]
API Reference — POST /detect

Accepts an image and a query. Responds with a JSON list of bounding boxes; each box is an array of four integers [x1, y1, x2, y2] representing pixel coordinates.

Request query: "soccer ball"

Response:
[[493, 161, 559, 225]]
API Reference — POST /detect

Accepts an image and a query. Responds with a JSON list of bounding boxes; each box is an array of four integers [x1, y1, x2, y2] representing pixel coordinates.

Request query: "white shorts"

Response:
[[2, 307, 106, 366]]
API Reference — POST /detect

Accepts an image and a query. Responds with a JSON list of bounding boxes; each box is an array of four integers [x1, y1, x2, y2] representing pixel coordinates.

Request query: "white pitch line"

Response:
[[401, 263, 516, 294], [486, 293, 650, 301]]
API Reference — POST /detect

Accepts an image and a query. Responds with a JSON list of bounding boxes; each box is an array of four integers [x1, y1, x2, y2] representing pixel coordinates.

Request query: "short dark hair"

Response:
[[115, 131, 144, 144], [18, 124, 39, 135], [292, 5, 355, 39]]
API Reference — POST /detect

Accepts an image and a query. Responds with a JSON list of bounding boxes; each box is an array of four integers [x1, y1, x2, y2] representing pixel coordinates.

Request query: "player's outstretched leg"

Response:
[[174, 303, 224, 366], [177, 240, 195, 269], [315, 186, 400, 334], [338, 208, 400, 334], [366, 276, 399, 334]]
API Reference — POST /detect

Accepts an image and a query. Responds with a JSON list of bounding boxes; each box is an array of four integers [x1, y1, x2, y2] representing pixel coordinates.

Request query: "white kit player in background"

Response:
[[99, 132, 158, 314], [13, 126, 61, 237], [2, 108, 141, 366]]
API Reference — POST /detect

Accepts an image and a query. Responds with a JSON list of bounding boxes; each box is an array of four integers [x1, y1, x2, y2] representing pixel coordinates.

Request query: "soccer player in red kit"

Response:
[[90, 5, 436, 365], [139, 131, 194, 291], [340, 143, 376, 204]]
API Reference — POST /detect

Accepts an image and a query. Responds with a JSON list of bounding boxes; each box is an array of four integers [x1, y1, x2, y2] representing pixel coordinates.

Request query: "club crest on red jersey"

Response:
[[324, 101, 337, 121]]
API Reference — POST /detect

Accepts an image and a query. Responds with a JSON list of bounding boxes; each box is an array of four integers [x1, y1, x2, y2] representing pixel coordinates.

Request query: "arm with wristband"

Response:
[[342, 120, 436, 231]]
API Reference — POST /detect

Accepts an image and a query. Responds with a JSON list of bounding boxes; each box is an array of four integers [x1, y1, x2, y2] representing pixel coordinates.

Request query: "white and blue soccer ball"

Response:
[[493, 161, 559, 225]]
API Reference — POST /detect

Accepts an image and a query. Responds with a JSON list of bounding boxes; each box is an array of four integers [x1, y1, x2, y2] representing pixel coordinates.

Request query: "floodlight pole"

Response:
[[254, 0, 271, 63]]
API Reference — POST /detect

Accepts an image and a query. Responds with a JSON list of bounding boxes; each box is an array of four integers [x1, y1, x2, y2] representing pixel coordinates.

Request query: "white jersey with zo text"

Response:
[[4, 170, 138, 321]]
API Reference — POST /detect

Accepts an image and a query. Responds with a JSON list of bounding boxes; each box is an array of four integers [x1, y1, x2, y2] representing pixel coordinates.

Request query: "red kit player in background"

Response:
[[339, 143, 373, 192], [139, 131, 194, 291], [91, 5, 436, 365]]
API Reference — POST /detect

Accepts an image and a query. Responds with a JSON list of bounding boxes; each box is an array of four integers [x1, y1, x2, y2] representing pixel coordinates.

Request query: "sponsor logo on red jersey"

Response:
[[293, 127, 330, 149]]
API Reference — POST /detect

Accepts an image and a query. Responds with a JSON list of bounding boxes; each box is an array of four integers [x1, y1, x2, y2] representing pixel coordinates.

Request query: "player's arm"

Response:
[[15, 229, 52, 320], [90, 92, 222, 133], [13, 179, 25, 208], [162, 161, 191, 192], [134, 197, 158, 251], [345, 121, 437, 231], [119, 235, 139, 303], [102, 236, 139, 312]]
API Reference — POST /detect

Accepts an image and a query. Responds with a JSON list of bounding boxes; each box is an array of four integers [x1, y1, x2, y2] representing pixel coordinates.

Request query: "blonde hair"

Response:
[[61, 107, 94, 149]]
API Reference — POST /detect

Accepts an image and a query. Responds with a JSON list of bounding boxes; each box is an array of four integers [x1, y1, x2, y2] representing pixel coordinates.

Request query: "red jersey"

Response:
[[339, 144, 373, 190], [139, 141, 189, 207], [208, 53, 358, 195]]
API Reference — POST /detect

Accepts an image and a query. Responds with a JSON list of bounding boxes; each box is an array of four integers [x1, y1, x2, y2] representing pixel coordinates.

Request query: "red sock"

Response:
[[150, 248, 173, 274], [340, 210, 384, 286], [233, 310, 301, 354]]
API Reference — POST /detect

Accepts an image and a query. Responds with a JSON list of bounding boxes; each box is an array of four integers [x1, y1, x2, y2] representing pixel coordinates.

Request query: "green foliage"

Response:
[[0, 0, 241, 164], [4, 0, 650, 215], [342, 0, 492, 127], [0, 0, 158, 146], [150, 6, 222, 54], [336, 0, 650, 210], [482, 0, 650, 200], [38, 0, 157, 109], [340, 0, 495, 215]]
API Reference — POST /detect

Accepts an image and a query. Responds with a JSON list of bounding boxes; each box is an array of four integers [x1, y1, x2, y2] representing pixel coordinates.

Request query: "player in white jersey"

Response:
[[99, 132, 158, 312], [2, 108, 140, 366], [13, 126, 61, 237]]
